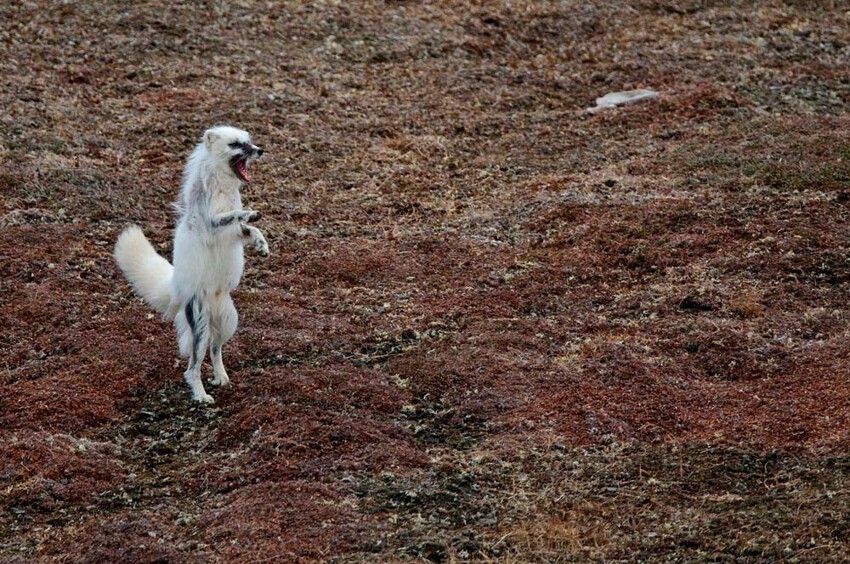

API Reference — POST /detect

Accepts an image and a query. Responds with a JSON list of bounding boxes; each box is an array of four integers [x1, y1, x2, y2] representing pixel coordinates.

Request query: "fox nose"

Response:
[[257, 148, 264, 157]]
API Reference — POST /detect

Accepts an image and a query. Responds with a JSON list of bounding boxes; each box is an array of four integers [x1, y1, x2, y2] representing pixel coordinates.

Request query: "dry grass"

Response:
[[3, 1, 850, 561]]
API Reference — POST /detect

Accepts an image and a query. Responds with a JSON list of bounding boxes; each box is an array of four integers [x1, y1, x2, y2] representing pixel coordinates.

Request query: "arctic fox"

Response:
[[114, 125, 269, 404]]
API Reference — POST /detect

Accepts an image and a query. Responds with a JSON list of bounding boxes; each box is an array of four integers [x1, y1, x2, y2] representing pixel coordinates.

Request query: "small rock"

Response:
[[588, 89, 660, 112]]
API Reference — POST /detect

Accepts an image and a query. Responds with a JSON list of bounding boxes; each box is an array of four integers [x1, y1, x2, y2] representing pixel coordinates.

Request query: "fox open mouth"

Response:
[[230, 156, 251, 182]]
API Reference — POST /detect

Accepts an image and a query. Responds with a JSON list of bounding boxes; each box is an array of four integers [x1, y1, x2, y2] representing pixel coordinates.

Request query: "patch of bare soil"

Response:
[[3, 1, 850, 561]]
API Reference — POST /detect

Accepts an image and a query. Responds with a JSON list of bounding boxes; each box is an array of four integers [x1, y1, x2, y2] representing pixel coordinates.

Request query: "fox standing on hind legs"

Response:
[[114, 126, 269, 404]]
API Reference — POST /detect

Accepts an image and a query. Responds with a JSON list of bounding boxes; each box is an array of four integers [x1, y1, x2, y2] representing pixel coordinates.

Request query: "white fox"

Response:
[[114, 125, 269, 404]]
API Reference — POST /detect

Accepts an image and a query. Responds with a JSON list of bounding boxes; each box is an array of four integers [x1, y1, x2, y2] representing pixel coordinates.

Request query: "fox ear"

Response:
[[203, 130, 219, 149]]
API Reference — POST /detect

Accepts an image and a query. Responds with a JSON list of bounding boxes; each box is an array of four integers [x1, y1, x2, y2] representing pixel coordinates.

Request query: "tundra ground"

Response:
[[3, 1, 850, 561]]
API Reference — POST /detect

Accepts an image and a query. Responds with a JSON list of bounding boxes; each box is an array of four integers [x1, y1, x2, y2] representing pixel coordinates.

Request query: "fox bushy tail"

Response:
[[114, 225, 174, 317]]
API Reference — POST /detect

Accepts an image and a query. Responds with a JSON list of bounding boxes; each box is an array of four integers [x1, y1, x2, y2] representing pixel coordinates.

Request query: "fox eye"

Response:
[[228, 142, 241, 149]]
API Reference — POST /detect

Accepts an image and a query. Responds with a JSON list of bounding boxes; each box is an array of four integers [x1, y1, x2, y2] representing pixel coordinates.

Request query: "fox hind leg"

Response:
[[209, 343, 230, 387], [209, 294, 238, 387], [183, 297, 214, 404]]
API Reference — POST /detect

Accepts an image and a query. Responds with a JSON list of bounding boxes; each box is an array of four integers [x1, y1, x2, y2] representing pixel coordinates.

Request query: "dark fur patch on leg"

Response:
[[192, 308, 204, 364], [213, 215, 235, 227], [185, 298, 204, 366], [185, 299, 195, 364], [185, 299, 195, 332]]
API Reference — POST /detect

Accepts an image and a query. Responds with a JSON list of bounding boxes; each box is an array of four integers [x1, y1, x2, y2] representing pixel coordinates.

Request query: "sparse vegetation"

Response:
[[3, 1, 850, 561]]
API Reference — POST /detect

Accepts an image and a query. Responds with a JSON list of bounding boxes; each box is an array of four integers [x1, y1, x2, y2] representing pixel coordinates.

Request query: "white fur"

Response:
[[114, 125, 268, 404], [113, 225, 173, 315]]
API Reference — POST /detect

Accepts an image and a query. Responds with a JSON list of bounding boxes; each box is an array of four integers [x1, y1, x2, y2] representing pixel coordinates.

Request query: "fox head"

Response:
[[202, 125, 264, 183]]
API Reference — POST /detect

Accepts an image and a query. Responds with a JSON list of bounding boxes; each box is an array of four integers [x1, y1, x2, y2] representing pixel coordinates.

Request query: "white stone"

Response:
[[589, 89, 660, 112]]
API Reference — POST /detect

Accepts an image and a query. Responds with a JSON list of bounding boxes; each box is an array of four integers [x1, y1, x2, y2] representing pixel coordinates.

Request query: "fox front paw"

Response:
[[242, 210, 262, 223], [252, 231, 270, 257]]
